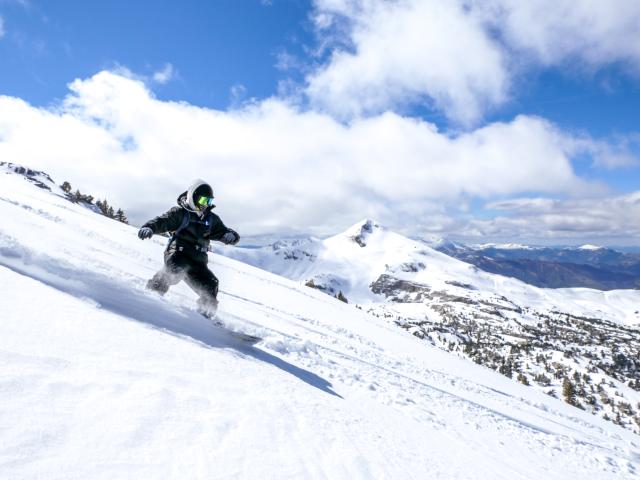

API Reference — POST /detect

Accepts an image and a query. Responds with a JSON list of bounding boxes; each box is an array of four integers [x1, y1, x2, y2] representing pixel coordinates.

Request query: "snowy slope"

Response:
[[221, 220, 640, 433], [1, 170, 640, 479]]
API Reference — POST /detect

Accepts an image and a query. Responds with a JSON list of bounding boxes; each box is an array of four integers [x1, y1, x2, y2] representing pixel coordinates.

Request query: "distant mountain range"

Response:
[[433, 242, 640, 290], [241, 232, 640, 291]]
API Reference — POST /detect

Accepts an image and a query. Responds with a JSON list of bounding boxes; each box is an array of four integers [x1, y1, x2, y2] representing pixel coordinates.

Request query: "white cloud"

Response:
[[579, 135, 640, 169], [152, 63, 175, 85], [454, 193, 640, 243], [0, 71, 626, 237], [307, 0, 640, 125], [307, 0, 508, 125], [275, 51, 302, 72], [477, 0, 640, 71]]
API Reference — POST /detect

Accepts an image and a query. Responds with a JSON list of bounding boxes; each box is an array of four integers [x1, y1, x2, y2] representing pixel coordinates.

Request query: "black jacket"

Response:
[[142, 192, 237, 261]]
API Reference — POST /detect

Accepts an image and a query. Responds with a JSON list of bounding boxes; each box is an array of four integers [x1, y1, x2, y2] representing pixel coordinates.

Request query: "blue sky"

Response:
[[0, 0, 309, 107], [3, 0, 638, 138], [1, 0, 639, 244]]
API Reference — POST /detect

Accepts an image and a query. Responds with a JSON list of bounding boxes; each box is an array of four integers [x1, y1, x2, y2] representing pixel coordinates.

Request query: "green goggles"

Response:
[[197, 196, 215, 207]]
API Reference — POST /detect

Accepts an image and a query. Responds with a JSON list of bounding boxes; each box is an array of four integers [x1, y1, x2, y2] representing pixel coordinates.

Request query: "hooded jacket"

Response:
[[142, 180, 238, 262]]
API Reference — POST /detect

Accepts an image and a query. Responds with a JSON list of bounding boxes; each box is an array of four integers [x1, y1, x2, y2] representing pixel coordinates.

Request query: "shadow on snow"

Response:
[[0, 245, 341, 398]]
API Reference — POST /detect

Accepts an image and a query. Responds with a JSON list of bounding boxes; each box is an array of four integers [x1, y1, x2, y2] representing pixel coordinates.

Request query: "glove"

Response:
[[222, 230, 239, 245], [138, 227, 153, 240]]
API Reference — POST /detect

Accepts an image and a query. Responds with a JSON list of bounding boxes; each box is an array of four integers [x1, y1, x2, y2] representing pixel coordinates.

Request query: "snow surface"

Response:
[[2, 173, 640, 479]]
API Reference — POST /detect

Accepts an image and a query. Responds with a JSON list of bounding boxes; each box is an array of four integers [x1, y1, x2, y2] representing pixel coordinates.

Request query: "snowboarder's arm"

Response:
[[209, 215, 240, 245], [142, 207, 185, 235], [221, 229, 240, 245]]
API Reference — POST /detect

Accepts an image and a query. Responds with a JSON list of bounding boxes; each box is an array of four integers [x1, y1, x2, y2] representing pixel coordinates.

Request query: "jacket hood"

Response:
[[177, 178, 215, 212]]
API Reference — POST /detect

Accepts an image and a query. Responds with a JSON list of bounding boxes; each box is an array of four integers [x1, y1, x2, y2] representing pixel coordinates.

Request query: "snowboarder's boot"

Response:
[[146, 274, 170, 295], [197, 296, 219, 320]]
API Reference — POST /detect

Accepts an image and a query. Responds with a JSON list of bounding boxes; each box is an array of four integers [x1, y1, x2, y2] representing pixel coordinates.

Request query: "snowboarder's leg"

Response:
[[185, 263, 219, 317], [146, 252, 188, 295]]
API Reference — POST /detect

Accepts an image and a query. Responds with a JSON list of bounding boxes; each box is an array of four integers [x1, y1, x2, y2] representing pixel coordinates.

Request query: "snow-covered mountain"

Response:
[[222, 219, 640, 434], [2, 166, 640, 479], [224, 220, 640, 324], [436, 240, 640, 289]]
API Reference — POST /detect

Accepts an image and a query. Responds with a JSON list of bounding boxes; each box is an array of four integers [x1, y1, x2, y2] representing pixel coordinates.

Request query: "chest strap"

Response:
[[167, 210, 191, 249]]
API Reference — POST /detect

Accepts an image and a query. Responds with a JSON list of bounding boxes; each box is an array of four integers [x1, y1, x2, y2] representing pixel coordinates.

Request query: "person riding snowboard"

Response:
[[137, 179, 239, 316]]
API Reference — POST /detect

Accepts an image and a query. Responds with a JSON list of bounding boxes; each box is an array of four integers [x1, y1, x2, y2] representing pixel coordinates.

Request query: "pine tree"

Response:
[[534, 373, 551, 386], [97, 199, 109, 215], [115, 208, 129, 224], [499, 360, 513, 378], [336, 290, 348, 303], [517, 373, 530, 386], [61, 181, 72, 193], [563, 377, 576, 406], [614, 412, 622, 425]]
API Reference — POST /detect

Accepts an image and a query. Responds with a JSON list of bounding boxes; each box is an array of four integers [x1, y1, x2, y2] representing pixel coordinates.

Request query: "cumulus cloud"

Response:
[[307, 0, 640, 125], [477, 0, 640, 70], [0, 71, 627, 237], [454, 193, 640, 243], [581, 135, 640, 169], [307, 0, 508, 125]]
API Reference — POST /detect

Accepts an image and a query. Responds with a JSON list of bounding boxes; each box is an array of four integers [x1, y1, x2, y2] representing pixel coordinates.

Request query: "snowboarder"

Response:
[[137, 179, 240, 317]]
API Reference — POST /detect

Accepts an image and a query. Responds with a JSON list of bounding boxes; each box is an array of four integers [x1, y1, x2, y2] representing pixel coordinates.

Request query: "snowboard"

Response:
[[202, 312, 262, 345]]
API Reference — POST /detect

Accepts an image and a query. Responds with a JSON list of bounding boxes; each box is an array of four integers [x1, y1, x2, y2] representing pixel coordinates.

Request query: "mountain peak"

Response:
[[348, 219, 382, 247], [578, 244, 604, 251], [352, 218, 382, 231], [1, 161, 57, 192]]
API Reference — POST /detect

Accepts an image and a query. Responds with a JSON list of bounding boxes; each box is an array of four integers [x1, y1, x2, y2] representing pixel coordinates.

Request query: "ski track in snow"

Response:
[[1, 172, 640, 479]]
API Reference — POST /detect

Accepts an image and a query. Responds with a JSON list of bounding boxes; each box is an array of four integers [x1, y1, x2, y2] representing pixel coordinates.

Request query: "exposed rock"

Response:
[[444, 280, 477, 290], [370, 274, 432, 302], [1, 162, 54, 191], [400, 262, 426, 273], [352, 219, 379, 247]]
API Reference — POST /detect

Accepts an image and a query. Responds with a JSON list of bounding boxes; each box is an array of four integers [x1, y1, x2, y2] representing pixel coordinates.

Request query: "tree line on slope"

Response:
[[61, 181, 129, 224]]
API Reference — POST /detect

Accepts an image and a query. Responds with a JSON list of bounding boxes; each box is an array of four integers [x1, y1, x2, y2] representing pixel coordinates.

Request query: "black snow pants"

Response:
[[146, 245, 219, 314]]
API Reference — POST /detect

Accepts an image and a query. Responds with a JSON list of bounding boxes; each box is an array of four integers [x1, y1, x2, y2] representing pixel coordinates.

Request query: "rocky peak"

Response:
[[1, 162, 56, 191], [352, 219, 381, 247]]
